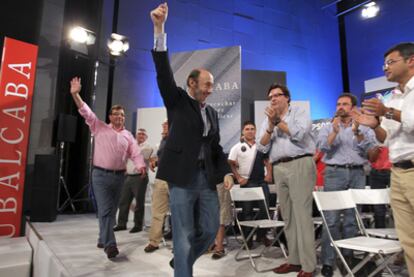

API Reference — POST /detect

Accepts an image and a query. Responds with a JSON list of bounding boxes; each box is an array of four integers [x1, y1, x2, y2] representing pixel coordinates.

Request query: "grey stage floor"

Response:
[[31, 214, 408, 277]]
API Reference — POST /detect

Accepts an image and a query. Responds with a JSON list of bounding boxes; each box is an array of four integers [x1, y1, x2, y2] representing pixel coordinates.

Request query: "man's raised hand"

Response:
[[150, 3, 168, 29], [70, 77, 81, 95]]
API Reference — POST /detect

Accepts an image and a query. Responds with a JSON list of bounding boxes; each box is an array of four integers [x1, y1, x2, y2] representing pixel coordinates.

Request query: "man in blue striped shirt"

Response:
[[317, 93, 376, 276]]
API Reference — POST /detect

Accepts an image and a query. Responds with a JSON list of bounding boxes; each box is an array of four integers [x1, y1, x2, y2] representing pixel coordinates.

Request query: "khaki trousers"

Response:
[[148, 178, 169, 246], [390, 167, 414, 276], [273, 156, 316, 272]]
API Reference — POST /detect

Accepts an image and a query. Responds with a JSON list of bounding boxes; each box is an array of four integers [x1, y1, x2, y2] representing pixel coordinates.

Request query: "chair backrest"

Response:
[[313, 190, 356, 211], [350, 188, 390, 205], [230, 187, 265, 202]]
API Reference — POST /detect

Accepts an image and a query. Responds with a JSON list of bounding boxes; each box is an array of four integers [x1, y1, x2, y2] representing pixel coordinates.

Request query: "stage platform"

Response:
[[26, 214, 408, 277]]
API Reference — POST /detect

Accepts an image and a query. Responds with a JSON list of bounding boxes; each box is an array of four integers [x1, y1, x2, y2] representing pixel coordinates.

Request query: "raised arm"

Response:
[[150, 3, 182, 109]]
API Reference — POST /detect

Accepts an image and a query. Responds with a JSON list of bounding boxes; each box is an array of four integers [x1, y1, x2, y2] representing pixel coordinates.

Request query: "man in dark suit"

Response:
[[150, 3, 234, 277]]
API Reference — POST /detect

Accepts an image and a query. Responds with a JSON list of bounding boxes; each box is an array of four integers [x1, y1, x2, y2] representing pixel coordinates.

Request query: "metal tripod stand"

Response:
[[57, 141, 76, 212]]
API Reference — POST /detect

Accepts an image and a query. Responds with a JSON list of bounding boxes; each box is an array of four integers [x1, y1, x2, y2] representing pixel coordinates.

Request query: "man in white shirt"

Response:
[[228, 121, 273, 248], [114, 129, 153, 233], [353, 42, 414, 276]]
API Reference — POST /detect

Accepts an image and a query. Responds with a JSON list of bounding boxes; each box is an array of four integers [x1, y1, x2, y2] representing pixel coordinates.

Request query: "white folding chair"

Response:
[[230, 187, 286, 272], [313, 190, 402, 277], [350, 188, 398, 240]]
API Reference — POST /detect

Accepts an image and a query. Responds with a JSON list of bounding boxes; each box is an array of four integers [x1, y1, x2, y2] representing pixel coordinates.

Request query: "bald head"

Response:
[[187, 68, 214, 103]]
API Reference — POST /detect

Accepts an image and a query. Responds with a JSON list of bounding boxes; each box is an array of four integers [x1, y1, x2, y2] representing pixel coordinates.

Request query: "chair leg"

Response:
[[367, 252, 398, 277], [350, 253, 373, 275], [335, 247, 355, 277]]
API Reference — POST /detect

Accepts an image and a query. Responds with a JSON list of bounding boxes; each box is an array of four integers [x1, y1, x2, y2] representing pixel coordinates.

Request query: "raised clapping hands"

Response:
[[70, 77, 81, 95], [150, 2, 168, 33], [351, 107, 379, 129], [265, 106, 280, 127], [361, 98, 387, 117]]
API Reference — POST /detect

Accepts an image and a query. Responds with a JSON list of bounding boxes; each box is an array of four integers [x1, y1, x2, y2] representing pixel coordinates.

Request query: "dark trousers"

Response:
[[117, 174, 149, 228], [369, 168, 391, 228]]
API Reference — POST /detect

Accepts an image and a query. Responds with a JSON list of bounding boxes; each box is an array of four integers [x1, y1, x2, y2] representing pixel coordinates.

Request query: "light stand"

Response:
[[57, 141, 76, 212], [69, 60, 99, 208]]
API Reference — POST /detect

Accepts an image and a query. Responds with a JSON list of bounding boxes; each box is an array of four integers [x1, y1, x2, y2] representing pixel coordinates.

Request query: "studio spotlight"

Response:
[[68, 26, 96, 55], [361, 2, 379, 19], [107, 33, 129, 56], [69, 26, 96, 45]]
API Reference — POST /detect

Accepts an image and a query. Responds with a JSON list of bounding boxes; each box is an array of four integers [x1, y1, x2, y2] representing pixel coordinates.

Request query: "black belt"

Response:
[[393, 160, 414, 170], [326, 164, 363, 169], [273, 154, 313, 165], [93, 166, 126, 175]]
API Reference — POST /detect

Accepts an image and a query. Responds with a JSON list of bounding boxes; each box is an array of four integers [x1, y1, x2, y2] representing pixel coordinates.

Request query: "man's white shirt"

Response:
[[381, 75, 414, 163], [228, 141, 257, 179]]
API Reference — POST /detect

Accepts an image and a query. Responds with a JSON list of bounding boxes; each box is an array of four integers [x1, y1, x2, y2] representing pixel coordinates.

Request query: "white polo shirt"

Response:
[[228, 141, 257, 179], [381, 75, 414, 163]]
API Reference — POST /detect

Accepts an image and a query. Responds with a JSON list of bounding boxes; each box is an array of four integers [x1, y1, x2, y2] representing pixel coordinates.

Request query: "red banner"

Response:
[[0, 37, 38, 237]]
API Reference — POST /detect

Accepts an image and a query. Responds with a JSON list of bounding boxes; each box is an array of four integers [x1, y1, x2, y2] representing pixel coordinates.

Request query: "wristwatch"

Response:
[[384, 108, 394, 120]]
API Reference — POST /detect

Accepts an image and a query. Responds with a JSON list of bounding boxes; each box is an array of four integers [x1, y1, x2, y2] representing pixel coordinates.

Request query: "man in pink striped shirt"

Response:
[[70, 77, 146, 259]]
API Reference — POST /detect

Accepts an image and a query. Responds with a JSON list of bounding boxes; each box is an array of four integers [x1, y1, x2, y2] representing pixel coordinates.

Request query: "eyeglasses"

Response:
[[269, 93, 285, 99], [111, 112, 125, 117], [382, 58, 404, 70]]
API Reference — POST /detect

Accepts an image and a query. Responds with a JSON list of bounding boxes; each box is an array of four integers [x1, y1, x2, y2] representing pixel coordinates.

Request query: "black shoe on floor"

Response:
[[113, 225, 127, 231], [104, 245, 119, 259], [321, 265, 333, 277], [144, 244, 159, 253], [97, 242, 104, 249], [129, 226, 142, 233]]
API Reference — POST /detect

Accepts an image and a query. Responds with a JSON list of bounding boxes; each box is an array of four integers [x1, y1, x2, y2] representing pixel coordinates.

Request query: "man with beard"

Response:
[[150, 3, 233, 277], [257, 84, 316, 277], [353, 42, 414, 276], [317, 93, 376, 277]]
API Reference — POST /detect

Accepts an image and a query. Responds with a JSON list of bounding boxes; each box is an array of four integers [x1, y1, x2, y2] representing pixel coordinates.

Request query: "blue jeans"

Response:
[[92, 169, 125, 248], [169, 168, 219, 277], [321, 166, 365, 266]]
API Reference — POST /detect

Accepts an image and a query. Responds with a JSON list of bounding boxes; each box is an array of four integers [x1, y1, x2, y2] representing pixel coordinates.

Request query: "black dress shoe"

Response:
[[321, 265, 333, 277], [129, 226, 142, 233], [144, 244, 159, 253], [169, 258, 174, 269], [113, 225, 127, 231], [97, 242, 104, 249], [104, 245, 119, 259]]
